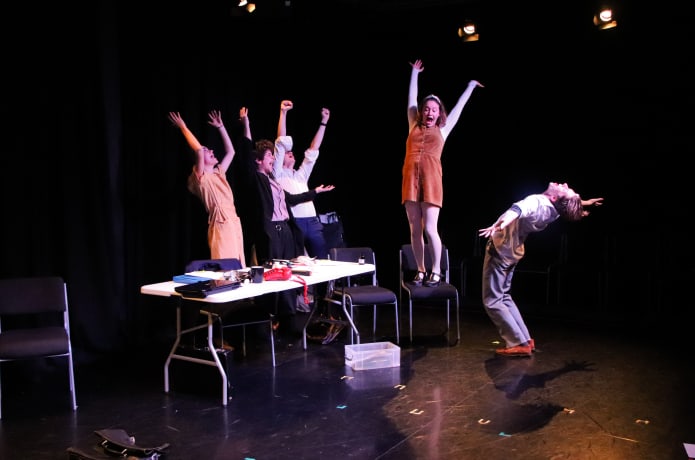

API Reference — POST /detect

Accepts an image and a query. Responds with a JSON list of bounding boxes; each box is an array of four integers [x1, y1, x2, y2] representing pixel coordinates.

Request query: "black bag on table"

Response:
[[66, 429, 170, 459], [184, 258, 242, 272]]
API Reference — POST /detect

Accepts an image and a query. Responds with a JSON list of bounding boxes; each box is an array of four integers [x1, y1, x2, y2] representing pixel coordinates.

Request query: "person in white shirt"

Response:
[[273, 100, 331, 259], [478, 182, 603, 357]]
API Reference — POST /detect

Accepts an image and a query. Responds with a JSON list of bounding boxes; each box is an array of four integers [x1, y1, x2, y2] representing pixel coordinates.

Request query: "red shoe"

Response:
[[528, 338, 535, 352], [496, 345, 533, 357]]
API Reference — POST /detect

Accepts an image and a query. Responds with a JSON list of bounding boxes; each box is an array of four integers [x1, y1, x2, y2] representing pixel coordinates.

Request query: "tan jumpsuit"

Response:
[[187, 167, 246, 266]]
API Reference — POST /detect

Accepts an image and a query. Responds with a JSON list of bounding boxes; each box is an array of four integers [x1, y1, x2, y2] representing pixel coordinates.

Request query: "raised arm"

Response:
[[237, 107, 257, 180], [168, 111, 205, 173], [207, 110, 234, 173], [169, 111, 202, 152], [277, 100, 293, 138], [407, 59, 423, 128], [308, 108, 330, 150], [239, 107, 251, 141], [273, 101, 294, 178], [440, 79, 484, 139]]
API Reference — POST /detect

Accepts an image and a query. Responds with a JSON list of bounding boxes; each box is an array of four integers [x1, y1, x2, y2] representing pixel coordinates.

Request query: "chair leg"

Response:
[[394, 303, 400, 344], [409, 301, 414, 344], [68, 354, 78, 411], [269, 319, 276, 367], [242, 325, 247, 357], [455, 298, 461, 344], [342, 298, 360, 344], [372, 305, 377, 341]]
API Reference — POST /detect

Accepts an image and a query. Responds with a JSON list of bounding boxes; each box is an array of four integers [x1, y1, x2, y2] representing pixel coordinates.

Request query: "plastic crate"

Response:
[[345, 341, 400, 370], [344, 366, 402, 390]]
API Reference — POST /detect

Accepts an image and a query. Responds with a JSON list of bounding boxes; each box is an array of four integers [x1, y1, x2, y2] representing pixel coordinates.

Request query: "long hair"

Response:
[[418, 94, 448, 127]]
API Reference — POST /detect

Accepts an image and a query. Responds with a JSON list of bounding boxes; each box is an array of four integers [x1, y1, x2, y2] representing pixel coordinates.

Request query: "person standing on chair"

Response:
[[168, 110, 246, 265], [273, 100, 332, 259], [402, 58, 483, 287], [478, 182, 603, 357]]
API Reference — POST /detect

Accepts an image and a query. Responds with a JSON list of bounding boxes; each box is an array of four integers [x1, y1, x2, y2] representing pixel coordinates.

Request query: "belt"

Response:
[[272, 220, 289, 231]]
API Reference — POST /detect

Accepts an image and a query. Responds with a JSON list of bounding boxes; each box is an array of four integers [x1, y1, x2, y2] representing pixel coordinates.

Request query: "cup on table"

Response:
[[250, 266, 264, 283]]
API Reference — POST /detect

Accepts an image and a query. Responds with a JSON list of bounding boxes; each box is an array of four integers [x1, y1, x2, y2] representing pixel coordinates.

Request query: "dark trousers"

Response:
[[257, 220, 301, 320], [295, 216, 328, 259]]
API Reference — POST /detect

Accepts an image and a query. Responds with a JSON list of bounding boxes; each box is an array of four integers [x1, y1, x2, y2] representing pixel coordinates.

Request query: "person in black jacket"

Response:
[[235, 106, 334, 338]]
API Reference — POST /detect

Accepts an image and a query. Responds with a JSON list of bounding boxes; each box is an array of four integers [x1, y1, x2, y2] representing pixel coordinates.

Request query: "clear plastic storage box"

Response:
[[345, 342, 400, 370]]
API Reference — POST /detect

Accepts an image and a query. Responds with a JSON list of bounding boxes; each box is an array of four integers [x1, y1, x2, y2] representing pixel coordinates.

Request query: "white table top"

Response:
[[140, 260, 375, 303]]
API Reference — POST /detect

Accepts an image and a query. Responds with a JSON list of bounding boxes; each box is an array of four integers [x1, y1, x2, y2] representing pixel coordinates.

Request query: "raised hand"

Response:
[[410, 59, 424, 72]]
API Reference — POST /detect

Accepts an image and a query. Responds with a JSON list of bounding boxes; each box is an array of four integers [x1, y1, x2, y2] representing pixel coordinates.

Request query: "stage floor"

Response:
[[1, 304, 693, 460]]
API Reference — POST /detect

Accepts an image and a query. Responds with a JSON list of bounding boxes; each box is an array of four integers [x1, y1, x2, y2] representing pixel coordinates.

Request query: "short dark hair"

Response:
[[253, 139, 274, 161]]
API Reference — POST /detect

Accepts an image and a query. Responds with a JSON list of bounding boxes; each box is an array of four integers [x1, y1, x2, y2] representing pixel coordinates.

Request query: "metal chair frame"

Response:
[[324, 247, 399, 345], [399, 244, 460, 346], [0, 276, 77, 419]]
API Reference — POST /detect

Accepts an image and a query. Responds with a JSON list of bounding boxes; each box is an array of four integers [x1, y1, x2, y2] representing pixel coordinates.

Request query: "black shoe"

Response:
[[412, 271, 426, 286], [424, 272, 441, 287]]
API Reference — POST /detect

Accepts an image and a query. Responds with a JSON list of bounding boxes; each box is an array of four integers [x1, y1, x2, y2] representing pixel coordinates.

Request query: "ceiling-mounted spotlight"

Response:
[[238, 0, 247, 6], [246, 3, 256, 13], [593, 7, 617, 30], [458, 20, 479, 42]]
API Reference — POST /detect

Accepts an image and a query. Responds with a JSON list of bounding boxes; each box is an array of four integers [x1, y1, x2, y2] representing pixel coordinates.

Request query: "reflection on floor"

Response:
[[1, 305, 693, 460]]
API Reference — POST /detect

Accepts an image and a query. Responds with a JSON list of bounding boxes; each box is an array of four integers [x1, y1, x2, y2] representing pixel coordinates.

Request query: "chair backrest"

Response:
[[0, 276, 72, 358], [400, 244, 450, 282], [329, 247, 377, 286], [0, 276, 67, 317]]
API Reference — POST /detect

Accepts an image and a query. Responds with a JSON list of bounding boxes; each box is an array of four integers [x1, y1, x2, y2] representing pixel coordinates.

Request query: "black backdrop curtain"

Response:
[[1, 0, 692, 360]]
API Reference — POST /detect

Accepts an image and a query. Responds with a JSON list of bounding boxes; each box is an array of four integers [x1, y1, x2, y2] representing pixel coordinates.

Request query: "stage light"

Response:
[[458, 20, 479, 42], [593, 7, 617, 30]]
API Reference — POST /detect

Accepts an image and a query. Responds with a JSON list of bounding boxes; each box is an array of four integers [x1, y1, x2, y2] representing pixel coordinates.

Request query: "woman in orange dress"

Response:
[[402, 59, 483, 286]]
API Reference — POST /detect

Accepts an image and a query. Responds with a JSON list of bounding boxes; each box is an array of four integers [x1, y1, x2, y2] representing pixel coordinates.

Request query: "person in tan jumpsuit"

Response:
[[168, 110, 246, 265], [402, 58, 483, 286]]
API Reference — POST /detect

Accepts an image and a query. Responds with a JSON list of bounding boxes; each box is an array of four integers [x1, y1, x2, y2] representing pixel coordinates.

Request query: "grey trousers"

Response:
[[481, 240, 531, 348]]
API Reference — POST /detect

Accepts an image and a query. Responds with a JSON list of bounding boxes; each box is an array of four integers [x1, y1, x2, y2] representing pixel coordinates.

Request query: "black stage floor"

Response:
[[1, 304, 693, 460]]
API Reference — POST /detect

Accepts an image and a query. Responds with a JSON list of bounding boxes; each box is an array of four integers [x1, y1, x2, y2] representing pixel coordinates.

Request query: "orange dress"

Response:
[[187, 167, 246, 265], [401, 124, 445, 207]]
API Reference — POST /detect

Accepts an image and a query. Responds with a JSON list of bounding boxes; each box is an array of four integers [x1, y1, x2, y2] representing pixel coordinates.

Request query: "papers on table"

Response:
[[173, 271, 225, 283]]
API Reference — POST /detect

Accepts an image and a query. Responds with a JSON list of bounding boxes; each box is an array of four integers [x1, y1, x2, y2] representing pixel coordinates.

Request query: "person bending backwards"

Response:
[[478, 182, 603, 357], [402, 58, 483, 287]]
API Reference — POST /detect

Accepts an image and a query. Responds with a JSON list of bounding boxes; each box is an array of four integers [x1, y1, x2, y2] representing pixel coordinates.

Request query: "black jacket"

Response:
[[234, 136, 316, 265]]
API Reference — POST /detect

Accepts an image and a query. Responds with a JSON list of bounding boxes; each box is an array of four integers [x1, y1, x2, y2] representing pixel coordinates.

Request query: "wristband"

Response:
[[320, 122, 327, 126]]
